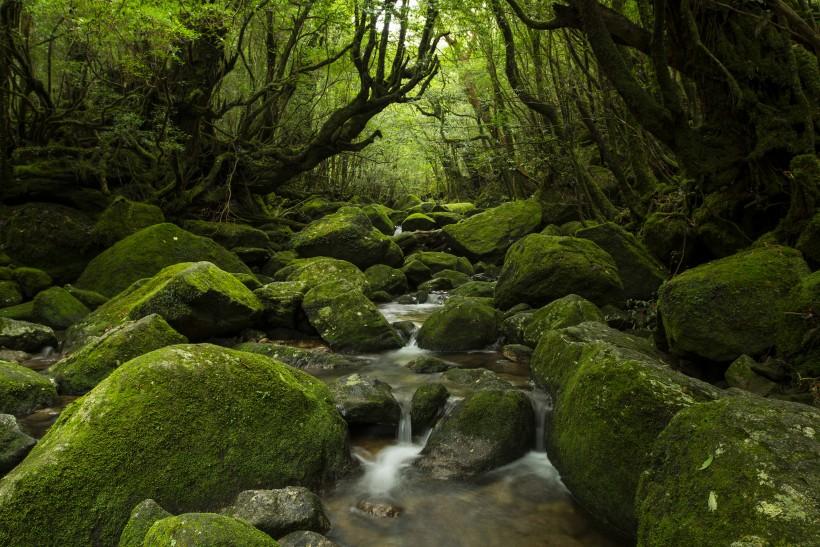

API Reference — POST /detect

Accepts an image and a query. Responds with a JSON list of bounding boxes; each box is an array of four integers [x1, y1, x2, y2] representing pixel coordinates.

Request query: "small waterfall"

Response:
[[393, 225, 403, 236], [397, 398, 412, 443], [527, 389, 552, 453]]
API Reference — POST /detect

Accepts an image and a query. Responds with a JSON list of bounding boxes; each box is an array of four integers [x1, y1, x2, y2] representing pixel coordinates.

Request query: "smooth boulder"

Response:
[[32, 287, 90, 329], [223, 487, 330, 537], [364, 265, 408, 296], [329, 373, 401, 427], [93, 197, 165, 247], [0, 317, 57, 353], [522, 294, 603, 346], [417, 298, 498, 351]]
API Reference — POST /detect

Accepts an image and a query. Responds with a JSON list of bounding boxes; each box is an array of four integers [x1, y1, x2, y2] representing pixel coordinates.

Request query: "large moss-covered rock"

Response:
[[0, 414, 36, 475], [76, 223, 252, 297], [0, 203, 96, 283], [636, 397, 820, 547], [143, 513, 279, 546], [93, 197, 165, 248], [364, 265, 408, 296], [796, 211, 820, 268], [0, 281, 22, 308], [118, 499, 172, 547], [274, 257, 367, 292], [410, 383, 449, 432], [531, 322, 721, 535], [450, 280, 495, 298], [495, 234, 623, 310], [0, 317, 57, 352], [416, 389, 534, 479], [659, 246, 809, 362], [0, 344, 349, 547], [302, 280, 402, 352], [405, 251, 474, 276], [522, 294, 604, 347], [64, 285, 108, 309], [233, 342, 363, 372], [639, 212, 695, 268], [417, 298, 498, 351], [253, 282, 306, 330], [50, 314, 187, 394], [402, 213, 437, 232], [32, 286, 90, 329], [776, 271, 820, 378], [66, 262, 262, 350], [575, 222, 667, 301], [292, 207, 402, 269], [0, 359, 58, 416], [183, 220, 271, 250], [295, 196, 347, 222], [361, 204, 396, 235], [329, 373, 400, 427], [442, 200, 542, 262], [11, 268, 52, 299]]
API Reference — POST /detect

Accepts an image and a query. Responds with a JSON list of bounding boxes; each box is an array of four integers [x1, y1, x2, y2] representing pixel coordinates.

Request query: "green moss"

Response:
[[0, 359, 57, 416], [522, 294, 604, 346], [233, 342, 361, 372], [50, 314, 188, 394], [0, 317, 58, 352], [302, 280, 402, 353], [76, 223, 252, 297], [400, 259, 432, 288], [776, 271, 820, 378], [450, 281, 495, 298], [495, 234, 623, 310], [329, 373, 400, 426], [442, 199, 542, 262], [428, 212, 462, 227], [63, 286, 109, 309], [296, 196, 347, 221], [640, 212, 695, 268], [143, 513, 279, 546], [361, 204, 396, 235], [402, 213, 437, 231], [11, 268, 52, 299], [183, 220, 271, 250], [442, 202, 475, 215], [796, 211, 820, 268], [261, 251, 299, 278], [405, 251, 473, 276], [0, 302, 35, 321], [32, 287, 90, 329], [410, 383, 449, 431], [118, 499, 172, 547], [0, 413, 36, 475], [636, 397, 820, 547], [253, 282, 306, 330], [417, 298, 498, 351], [0, 282, 22, 308], [0, 344, 349, 547], [393, 194, 423, 211], [364, 265, 408, 296], [66, 262, 262, 350], [274, 257, 368, 292], [659, 245, 809, 362], [93, 197, 165, 248]]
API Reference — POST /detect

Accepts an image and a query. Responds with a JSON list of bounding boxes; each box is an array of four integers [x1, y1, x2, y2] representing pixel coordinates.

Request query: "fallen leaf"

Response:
[[699, 454, 714, 470]]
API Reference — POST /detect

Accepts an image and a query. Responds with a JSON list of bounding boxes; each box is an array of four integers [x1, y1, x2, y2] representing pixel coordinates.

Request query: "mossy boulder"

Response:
[[0, 414, 36, 475], [405, 251, 474, 276], [329, 373, 401, 427], [261, 250, 299, 277], [417, 298, 498, 351], [66, 262, 262, 350], [364, 265, 408, 296], [93, 197, 165, 248], [302, 280, 402, 353], [183, 220, 271, 250], [431, 269, 471, 288], [0, 344, 349, 547], [401, 259, 432, 287], [0, 281, 22, 308], [402, 213, 437, 232], [724, 355, 779, 396], [50, 314, 188, 394], [428, 211, 462, 227], [295, 196, 347, 222], [64, 285, 108, 309], [442, 202, 475, 215], [223, 487, 330, 538], [442, 199, 542, 262], [274, 257, 368, 292], [636, 397, 820, 547], [143, 513, 279, 546], [531, 322, 721, 535], [11, 268, 52, 299], [76, 223, 252, 297], [575, 222, 667, 301], [0, 359, 58, 416], [393, 194, 423, 211], [361, 204, 396, 235], [32, 286, 90, 329], [406, 355, 454, 374], [0, 317, 58, 352], [450, 280, 495, 298], [0, 203, 96, 283], [441, 367, 513, 392], [233, 342, 363, 372], [254, 282, 307, 330], [495, 234, 623, 310], [640, 212, 695, 268], [501, 311, 534, 345], [292, 207, 403, 269], [118, 499, 173, 547], [410, 383, 449, 432], [776, 271, 820, 378], [522, 294, 604, 347], [658, 245, 809, 362], [796, 211, 820, 268], [416, 389, 534, 479], [0, 302, 34, 321]]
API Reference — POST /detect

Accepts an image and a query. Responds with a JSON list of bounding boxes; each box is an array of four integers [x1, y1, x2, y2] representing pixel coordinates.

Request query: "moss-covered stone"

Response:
[[0, 203, 96, 283], [66, 262, 262, 350], [364, 265, 408, 296], [329, 373, 400, 427], [495, 234, 623, 310], [76, 223, 252, 297], [253, 282, 306, 330], [724, 355, 779, 396], [450, 280, 495, 298], [0, 282, 22, 308], [274, 257, 368, 292], [361, 204, 396, 235], [776, 271, 820, 378], [431, 269, 471, 288], [50, 314, 188, 394], [442, 202, 475, 215], [442, 200, 542, 262], [94, 197, 165, 248], [0, 317, 57, 352], [400, 259, 432, 288], [658, 245, 809, 362], [118, 499, 172, 547], [295, 196, 347, 221], [406, 355, 454, 374], [416, 389, 534, 479], [411, 383, 449, 432], [636, 397, 820, 547], [233, 342, 363, 372], [640, 212, 695, 268], [261, 250, 299, 277], [393, 194, 423, 211], [796, 211, 820, 268], [63, 285, 109, 309], [143, 513, 279, 546], [417, 298, 498, 351], [575, 222, 667, 301], [32, 286, 90, 329], [441, 367, 513, 392], [302, 280, 402, 353], [402, 213, 437, 232], [0, 302, 35, 321], [428, 212, 462, 228], [0, 413, 36, 476], [0, 344, 349, 546], [531, 322, 721, 535], [500, 311, 534, 345], [404, 251, 474, 276], [292, 207, 403, 269], [183, 220, 271, 250], [11, 268, 52, 299], [522, 294, 604, 347], [223, 487, 330, 538], [0, 359, 57, 416]]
